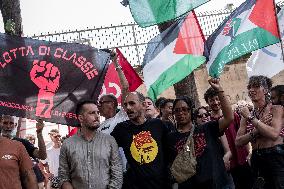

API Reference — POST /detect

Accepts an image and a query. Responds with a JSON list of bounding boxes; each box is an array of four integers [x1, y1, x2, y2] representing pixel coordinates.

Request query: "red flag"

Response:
[[100, 48, 143, 103], [173, 11, 205, 55], [116, 48, 143, 91]]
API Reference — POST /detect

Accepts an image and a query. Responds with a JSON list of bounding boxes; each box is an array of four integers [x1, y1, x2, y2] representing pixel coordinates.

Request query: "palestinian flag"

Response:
[[128, 0, 210, 27], [205, 0, 280, 77], [143, 11, 206, 100]]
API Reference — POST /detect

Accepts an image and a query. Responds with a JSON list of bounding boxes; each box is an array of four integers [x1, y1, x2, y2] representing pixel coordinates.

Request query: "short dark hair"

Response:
[[160, 99, 174, 109], [155, 97, 166, 108], [145, 97, 156, 107], [204, 87, 218, 103], [173, 96, 194, 111], [271, 85, 284, 96], [100, 94, 118, 107], [75, 100, 96, 115], [128, 91, 145, 103], [247, 75, 272, 90]]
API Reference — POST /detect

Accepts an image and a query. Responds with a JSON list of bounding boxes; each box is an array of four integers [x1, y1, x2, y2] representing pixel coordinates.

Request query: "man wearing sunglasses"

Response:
[[98, 51, 129, 134], [44, 129, 62, 188], [98, 51, 129, 173]]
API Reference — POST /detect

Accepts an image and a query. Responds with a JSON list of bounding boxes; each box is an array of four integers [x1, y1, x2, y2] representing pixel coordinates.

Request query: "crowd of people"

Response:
[[0, 52, 284, 189]]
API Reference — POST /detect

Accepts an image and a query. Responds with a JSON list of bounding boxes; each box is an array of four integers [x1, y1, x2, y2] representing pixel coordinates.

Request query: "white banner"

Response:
[[246, 8, 284, 78]]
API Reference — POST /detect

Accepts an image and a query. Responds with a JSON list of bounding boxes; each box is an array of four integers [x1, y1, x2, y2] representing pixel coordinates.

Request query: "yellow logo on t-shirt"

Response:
[[130, 131, 158, 164]]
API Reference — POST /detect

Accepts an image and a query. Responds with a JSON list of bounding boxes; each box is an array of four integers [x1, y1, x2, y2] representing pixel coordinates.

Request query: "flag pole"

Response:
[[273, 0, 284, 63]]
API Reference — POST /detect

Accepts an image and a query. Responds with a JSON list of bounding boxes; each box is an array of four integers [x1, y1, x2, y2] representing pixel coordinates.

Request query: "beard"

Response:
[[85, 124, 99, 131]]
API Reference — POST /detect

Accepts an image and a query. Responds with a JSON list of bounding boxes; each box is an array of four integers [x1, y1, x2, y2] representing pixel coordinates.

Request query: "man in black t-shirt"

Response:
[[111, 92, 171, 189]]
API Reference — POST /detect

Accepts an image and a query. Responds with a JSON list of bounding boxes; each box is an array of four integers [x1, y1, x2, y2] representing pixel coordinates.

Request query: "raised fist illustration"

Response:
[[30, 60, 60, 118]]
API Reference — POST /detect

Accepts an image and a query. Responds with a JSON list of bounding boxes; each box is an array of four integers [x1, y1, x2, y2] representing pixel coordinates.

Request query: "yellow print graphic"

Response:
[[130, 131, 158, 164]]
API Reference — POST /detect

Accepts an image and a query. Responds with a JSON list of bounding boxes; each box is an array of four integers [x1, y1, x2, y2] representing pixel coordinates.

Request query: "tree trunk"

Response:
[[0, 0, 22, 36], [158, 22, 200, 107], [173, 73, 200, 108]]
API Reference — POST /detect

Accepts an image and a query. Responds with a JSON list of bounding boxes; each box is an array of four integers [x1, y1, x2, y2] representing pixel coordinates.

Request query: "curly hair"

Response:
[[247, 75, 272, 90], [204, 87, 218, 103]]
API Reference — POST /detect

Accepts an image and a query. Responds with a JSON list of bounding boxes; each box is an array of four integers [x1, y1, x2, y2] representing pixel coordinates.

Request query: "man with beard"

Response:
[[1, 115, 47, 188], [204, 87, 253, 189], [111, 92, 171, 189], [59, 100, 123, 189], [0, 115, 38, 189], [236, 76, 284, 189], [98, 51, 129, 172]]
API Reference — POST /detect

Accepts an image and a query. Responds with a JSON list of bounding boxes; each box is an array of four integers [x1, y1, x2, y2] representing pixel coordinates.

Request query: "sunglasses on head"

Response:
[[197, 113, 210, 118], [98, 100, 113, 105]]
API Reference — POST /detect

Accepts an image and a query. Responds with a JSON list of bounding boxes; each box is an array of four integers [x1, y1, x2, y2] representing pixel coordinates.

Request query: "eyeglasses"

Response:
[[173, 107, 190, 114], [2, 121, 16, 126], [53, 135, 61, 138], [197, 113, 210, 118]]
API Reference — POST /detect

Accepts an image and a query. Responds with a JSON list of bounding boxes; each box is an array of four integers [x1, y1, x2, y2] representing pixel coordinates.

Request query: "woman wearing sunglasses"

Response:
[[194, 107, 210, 126], [166, 78, 234, 189]]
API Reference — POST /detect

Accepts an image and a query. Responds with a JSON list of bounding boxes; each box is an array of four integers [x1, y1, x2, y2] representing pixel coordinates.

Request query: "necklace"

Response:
[[253, 103, 268, 119]]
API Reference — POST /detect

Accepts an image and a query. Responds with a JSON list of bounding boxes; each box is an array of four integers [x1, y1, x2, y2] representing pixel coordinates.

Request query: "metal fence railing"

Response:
[[27, 1, 284, 67]]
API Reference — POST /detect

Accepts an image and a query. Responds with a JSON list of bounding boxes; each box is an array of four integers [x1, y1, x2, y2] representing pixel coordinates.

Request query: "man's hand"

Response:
[[111, 50, 119, 67], [36, 119, 44, 134], [208, 78, 223, 92], [260, 114, 272, 125], [240, 106, 250, 119], [223, 153, 231, 171]]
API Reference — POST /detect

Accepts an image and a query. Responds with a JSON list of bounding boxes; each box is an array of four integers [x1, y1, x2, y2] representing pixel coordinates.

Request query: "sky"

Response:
[[0, 0, 282, 36], [19, 0, 246, 36]]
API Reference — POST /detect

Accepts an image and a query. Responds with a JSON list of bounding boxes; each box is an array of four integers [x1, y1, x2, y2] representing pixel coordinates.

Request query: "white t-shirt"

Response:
[[99, 109, 128, 134], [99, 109, 128, 172], [46, 146, 60, 177]]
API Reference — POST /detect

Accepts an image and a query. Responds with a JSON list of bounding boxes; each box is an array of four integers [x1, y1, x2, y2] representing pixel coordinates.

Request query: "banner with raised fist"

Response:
[[0, 33, 110, 125]]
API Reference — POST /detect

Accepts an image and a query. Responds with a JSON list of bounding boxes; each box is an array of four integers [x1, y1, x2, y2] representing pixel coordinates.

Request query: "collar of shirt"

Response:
[[76, 129, 98, 142]]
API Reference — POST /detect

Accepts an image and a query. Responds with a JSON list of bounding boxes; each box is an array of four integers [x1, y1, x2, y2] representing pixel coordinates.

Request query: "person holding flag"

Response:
[[167, 77, 234, 189]]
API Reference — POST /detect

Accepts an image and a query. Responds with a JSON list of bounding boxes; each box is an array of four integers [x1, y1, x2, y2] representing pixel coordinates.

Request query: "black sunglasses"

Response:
[[197, 113, 210, 118]]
